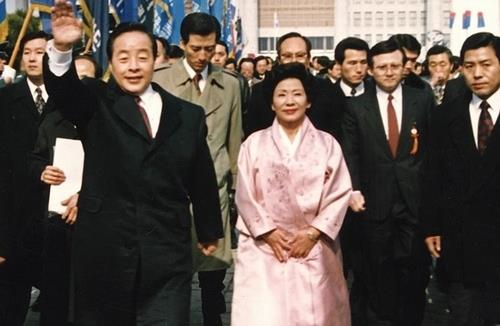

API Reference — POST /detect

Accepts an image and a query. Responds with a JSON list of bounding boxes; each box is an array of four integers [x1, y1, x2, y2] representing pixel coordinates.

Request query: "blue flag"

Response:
[[477, 11, 485, 28], [154, 0, 184, 45], [110, 0, 138, 24], [0, 0, 7, 41], [80, 0, 109, 68], [192, 0, 209, 13], [209, 0, 224, 23], [222, 1, 235, 54], [462, 10, 471, 29], [31, 0, 55, 33], [138, 0, 154, 31]]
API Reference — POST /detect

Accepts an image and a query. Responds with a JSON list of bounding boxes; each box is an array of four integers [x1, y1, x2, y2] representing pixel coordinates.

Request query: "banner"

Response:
[[81, 0, 109, 67], [138, 0, 154, 31], [192, 0, 209, 13], [0, 0, 7, 41], [477, 11, 485, 28], [449, 11, 455, 29], [462, 10, 471, 29], [154, 0, 183, 45]]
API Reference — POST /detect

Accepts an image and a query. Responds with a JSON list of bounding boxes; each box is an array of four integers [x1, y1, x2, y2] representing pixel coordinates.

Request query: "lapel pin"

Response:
[[410, 122, 419, 155]]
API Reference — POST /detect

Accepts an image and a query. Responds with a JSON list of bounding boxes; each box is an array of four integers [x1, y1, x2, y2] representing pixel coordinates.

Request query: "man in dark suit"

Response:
[[44, 2, 223, 325], [422, 32, 500, 326], [0, 31, 52, 326], [333, 37, 370, 99], [342, 40, 434, 326], [245, 32, 343, 138]]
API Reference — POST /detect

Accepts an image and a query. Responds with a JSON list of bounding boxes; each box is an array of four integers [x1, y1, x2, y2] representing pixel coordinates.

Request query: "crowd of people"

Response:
[[0, 1, 499, 325]]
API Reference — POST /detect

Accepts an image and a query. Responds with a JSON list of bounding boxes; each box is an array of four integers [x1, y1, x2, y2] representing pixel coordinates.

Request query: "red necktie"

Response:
[[478, 100, 493, 155], [135, 97, 153, 139], [387, 94, 399, 157]]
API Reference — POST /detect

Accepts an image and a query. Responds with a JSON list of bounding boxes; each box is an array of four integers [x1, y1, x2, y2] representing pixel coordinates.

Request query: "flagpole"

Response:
[[8, 5, 34, 67]]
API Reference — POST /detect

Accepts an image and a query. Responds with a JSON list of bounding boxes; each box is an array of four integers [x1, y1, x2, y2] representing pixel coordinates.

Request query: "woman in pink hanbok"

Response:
[[232, 63, 352, 326]]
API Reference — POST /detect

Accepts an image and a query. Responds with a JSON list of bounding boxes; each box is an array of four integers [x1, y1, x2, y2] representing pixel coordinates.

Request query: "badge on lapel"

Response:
[[410, 122, 419, 155]]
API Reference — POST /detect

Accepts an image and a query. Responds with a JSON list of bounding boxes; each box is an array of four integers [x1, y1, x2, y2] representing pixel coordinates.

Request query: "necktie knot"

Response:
[[192, 73, 202, 94], [480, 100, 490, 111], [350, 87, 357, 96], [388, 94, 394, 102]]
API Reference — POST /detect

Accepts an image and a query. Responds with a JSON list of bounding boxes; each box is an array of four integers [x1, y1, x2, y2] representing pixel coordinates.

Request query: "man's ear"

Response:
[[367, 67, 374, 76], [180, 40, 186, 51]]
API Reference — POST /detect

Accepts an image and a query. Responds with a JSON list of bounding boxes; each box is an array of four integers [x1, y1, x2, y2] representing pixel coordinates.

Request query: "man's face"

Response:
[[401, 48, 418, 77], [462, 46, 500, 100], [255, 59, 267, 75], [239, 62, 254, 81], [279, 37, 310, 68], [22, 38, 47, 81], [182, 33, 216, 73], [328, 63, 342, 80], [109, 31, 155, 96], [369, 50, 404, 93], [428, 53, 452, 86], [75, 58, 96, 79], [211, 44, 228, 67], [341, 49, 368, 87]]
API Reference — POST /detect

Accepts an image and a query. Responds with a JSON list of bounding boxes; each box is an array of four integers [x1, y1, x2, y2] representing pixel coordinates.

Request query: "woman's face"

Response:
[[272, 78, 310, 127]]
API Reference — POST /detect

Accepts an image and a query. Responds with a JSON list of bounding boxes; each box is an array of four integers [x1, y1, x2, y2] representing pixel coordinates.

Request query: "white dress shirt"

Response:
[[45, 40, 162, 138], [469, 88, 500, 148], [182, 58, 208, 92], [376, 84, 403, 140], [340, 79, 365, 97]]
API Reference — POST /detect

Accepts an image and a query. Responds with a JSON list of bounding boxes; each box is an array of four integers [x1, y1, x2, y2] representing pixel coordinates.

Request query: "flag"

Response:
[[138, 0, 154, 31], [192, 0, 209, 13], [222, 0, 235, 53], [0, 0, 8, 42], [462, 10, 471, 29], [110, 0, 138, 24], [210, 0, 223, 24], [80, 0, 109, 68], [154, 0, 183, 45], [30, 0, 55, 33], [233, 14, 243, 60], [449, 11, 455, 29], [477, 11, 485, 28]]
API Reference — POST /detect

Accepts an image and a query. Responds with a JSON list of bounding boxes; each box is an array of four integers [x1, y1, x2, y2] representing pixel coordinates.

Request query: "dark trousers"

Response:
[[40, 215, 73, 326], [198, 269, 227, 326], [358, 194, 430, 326]]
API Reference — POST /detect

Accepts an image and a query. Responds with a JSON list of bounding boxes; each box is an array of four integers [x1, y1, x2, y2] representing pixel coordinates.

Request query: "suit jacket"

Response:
[[44, 59, 223, 323], [342, 84, 434, 222], [0, 77, 51, 261], [422, 89, 500, 290], [153, 61, 242, 271], [245, 74, 344, 139]]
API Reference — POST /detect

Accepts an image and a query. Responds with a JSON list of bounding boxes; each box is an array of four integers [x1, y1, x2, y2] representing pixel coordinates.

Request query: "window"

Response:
[[409, 11, 417, 27], [387, 11, 395, 27], [365, 12, 373, 27], [365, 0, 372, 4], [421, 34, 426, 45], [398, 11, 406, 27], [375, 11, 383, 27], [326, 37, 334, 49], [421, 10, 426, 26], [398, 0, 405, 3], [353, 11, 361, 27], [258, 38, 268, 52]]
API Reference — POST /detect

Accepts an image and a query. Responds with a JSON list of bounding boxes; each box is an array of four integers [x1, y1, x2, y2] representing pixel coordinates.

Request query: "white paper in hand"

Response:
[[48, 138, 84, 214]]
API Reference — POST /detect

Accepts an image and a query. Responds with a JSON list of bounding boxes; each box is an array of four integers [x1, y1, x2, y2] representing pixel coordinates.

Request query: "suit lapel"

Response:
[[198, 67, 223, 116], [397, 87, 417, 158], [14, 78, 40, 120], [107, 78, 152, 143]]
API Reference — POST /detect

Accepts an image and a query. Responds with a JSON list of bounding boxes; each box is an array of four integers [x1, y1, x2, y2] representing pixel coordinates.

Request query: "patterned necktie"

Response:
[[192, 73, 202, 95], [434, 85, 444, 105], [350, 87, 357, 97], [387, 94, 399, 158], [478, 100, 493, 155], [35, 87, 45, 115], [135, 97, 153, 139]]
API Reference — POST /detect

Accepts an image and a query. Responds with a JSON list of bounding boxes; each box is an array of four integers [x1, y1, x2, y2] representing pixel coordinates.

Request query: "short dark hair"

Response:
[[368, 40, 406, 67], [327, 60, 337, 70], [20, 31, 51, 51], [225, 57, 236, 66], [316, 56, 330, 69], [254, 55, 267, 65], [168, 45, 184, 59], [426, 45, 453, 62], [155, 36, 170, 58], [107, 23, 157, 60], [180, 12, 221, 43], [389, 34, 421, 55], [460, 32, 500, 62], [334, 37, 369, 64], [75, 54, 103, 79], [276, 32, 312, 58], [217, 40, 229, 55], [263, 62, 314, 105], [238, 57, 254, 71]]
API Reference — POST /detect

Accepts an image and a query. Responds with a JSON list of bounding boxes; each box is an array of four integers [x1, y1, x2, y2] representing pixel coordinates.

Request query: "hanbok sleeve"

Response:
[[310, 139, 352, 241], [235, 139, 276, 238]]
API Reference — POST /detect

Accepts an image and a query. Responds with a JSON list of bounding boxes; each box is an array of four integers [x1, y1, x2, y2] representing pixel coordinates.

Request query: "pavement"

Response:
[[24, 259, 451, 326]]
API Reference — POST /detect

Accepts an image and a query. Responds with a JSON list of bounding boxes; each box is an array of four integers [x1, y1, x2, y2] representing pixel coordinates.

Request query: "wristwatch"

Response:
[[306, 229, 319, 242]]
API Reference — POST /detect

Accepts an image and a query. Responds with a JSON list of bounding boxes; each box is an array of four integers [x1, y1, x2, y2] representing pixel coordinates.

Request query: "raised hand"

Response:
[[51, 0, 83, 51]]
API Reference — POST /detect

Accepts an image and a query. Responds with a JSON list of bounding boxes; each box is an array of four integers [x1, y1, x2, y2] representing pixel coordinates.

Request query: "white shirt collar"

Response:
[[376, 83, 402, 102], [471, 88, 500, 113], [26, 78, 48, 103], [340, 79, 364, 97], [182, 58, 209, 81], [137, 84, 156, 104]]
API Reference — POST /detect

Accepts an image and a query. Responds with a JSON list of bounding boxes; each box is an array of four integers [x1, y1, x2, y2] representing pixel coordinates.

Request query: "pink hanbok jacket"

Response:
[[232, 117, 352, 326]]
